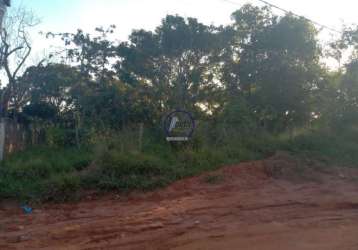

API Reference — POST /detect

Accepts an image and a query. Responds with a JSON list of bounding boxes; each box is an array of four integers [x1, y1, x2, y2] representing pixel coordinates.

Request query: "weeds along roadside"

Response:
[[1, 124, 357, 203]]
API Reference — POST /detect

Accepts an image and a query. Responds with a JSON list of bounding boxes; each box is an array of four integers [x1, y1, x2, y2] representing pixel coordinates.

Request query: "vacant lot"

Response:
[[1, 153, 358, 250]]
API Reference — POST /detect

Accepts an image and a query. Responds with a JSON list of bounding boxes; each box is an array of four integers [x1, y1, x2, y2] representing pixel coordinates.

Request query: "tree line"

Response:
[[1, 4, 358, 146]]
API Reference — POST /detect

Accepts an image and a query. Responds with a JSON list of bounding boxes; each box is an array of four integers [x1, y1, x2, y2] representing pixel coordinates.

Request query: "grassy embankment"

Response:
[[0, 126, 356, 203]]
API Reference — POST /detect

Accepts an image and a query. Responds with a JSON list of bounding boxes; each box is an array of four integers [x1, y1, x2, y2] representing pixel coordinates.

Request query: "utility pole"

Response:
[[0, 0, 10, 161], [0, 0, 10, 31]]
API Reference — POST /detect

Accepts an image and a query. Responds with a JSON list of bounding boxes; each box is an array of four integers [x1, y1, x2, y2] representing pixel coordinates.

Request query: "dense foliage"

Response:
[[1, 4, 358, 202]]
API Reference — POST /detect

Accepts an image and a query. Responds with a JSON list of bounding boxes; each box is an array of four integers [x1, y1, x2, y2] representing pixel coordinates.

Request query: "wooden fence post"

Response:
[[75, 112, 81, 149], [138, 123, 144, 152], [0, 118, 6, 161]]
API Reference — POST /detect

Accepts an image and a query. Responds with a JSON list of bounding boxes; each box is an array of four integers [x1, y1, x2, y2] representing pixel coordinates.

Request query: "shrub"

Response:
[[0, 147, 92, 201], [42, 174, 81, 202], [91, 150, 174, 190]]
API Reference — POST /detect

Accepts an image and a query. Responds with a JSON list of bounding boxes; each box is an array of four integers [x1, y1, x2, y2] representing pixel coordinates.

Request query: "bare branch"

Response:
[[12, 36, 31, 78], [0, 6, 39, 116]]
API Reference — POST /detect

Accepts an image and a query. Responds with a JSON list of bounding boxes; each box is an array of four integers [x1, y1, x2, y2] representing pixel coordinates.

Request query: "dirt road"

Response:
[[1, 153, 358, 250]]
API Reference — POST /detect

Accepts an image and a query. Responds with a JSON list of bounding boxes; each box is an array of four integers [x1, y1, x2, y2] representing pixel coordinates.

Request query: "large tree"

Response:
[[117, 15, 224, 119], [223, 5, 322, 131]]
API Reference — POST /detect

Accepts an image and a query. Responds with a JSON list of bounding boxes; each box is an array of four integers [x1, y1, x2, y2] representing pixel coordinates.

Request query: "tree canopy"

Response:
[[0, 4, 357, 142]]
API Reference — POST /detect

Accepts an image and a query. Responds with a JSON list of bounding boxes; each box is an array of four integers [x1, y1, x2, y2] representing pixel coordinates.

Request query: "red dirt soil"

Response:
[[1, 152, 358, 250]]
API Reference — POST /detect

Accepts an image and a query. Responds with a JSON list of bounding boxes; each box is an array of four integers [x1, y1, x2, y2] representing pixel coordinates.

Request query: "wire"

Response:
[[255, 0, 341, 34], [220, 0, 342, 34]]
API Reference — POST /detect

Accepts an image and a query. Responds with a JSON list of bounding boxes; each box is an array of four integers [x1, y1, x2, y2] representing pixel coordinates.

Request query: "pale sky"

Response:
[[8, 0, 358, 65]]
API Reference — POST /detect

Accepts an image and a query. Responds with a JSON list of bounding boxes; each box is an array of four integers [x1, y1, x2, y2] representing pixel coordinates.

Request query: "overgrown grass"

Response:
[[285, 128, 358, 166], [0, 133, 275, 203], [0, 147, 92, 202], [4, 126, 356, 203]]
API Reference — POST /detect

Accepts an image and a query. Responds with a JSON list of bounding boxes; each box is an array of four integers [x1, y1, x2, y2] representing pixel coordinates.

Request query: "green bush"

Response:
[[91, 150, 174, 190], [0, 172, 43, 201], [5, 123, 358, 203], [0, 147, 92, 201], [6, 159, 52, 179], [42, 174, 81, 202], [99, 151, 166, 176], [45, 127, 78, 147], [286, 130, 358, 165]]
